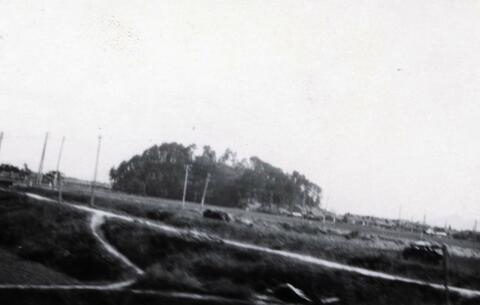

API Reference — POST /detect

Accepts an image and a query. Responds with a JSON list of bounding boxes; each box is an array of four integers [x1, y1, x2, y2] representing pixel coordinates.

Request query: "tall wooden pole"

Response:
[[55, 137, 65, 186], [182, 164, 191, 208], [200, 173, 211, 208], [442, 244, 450, 305], [55, 137, 65, 202], [37, 132, 49, 185], [90, 135, 102, 206], [421, 214, 426, 238], [474, 220, 478, 250], [302, 191, 306, 213]]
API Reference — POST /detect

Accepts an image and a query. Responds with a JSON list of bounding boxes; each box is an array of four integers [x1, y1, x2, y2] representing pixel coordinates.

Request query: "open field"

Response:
[[43, 183, 480, 250], [23, 186, 480, 289], [2, 186, 480, 304]]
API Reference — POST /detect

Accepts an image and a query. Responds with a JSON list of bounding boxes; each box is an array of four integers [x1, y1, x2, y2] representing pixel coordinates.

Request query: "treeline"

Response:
[[109, 143, 322, 210], [0, 163, 59, 184], [0, 163, 31, 179], [452, 230, 480, 243]]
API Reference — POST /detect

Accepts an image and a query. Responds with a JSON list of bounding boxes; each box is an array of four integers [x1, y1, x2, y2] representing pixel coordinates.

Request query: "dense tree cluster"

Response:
[[0, 163, 32, 180], [110, 143, 322, 210], [0, 163, 60, 185]]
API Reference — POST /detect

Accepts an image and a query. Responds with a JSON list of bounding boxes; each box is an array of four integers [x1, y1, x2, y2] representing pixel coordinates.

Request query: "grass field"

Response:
[[3, 186, 480, 304], [23, 185, 480, 290], [33, 183, 479, 249], [102, 218, 479, 305]]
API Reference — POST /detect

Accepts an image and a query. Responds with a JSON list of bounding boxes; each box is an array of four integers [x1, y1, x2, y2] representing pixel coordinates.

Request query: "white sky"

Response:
[[1, 0, 480, 229]]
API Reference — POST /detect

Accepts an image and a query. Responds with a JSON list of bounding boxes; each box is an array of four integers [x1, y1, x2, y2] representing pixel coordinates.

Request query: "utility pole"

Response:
[[37, 132, 49, 185], [302, 191, 306, 213], [200, 172, 211, 208], [182, 164, 191, 208], [474, 220, 478, 250], [442, 244, 450, 305], [90, 135, 102, 206], [55, 137, 65, 202], [421, 214, 426, 238], [54, 137, 65, 187]]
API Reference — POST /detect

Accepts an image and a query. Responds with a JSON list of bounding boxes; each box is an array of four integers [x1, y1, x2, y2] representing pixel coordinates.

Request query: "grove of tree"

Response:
[[109, 143, 322, 211]]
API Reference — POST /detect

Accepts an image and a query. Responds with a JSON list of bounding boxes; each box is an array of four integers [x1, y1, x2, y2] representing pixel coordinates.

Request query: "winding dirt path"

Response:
[[90, 214, 144, 276], [11, 192, 480, 299], [0, 280, 135, 290]]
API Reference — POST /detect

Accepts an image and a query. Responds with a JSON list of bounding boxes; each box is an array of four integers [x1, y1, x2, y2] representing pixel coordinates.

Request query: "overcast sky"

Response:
[[1, 0, 480, 229]]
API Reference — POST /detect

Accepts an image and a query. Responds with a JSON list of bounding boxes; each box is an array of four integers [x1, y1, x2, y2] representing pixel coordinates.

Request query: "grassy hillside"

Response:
[[0, 190, 125, 282], [0, 247, 78, 285], [24, 186, 480, 291], [102, 219, 477, 305], [6, 186, 480, 304]]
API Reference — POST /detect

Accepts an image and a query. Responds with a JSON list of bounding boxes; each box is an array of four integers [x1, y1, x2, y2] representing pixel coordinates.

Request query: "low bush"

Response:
[[145, 263, 203, 292]]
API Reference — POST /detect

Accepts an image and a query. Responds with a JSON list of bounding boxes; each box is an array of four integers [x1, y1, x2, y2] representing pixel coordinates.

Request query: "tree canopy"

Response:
[[0, 163, 32, 180], [110, 143, 322, 211]]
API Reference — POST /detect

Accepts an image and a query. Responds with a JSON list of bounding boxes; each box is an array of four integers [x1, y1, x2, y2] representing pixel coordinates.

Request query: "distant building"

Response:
[[63, 177, 112, 191], [425, 228, 448, 237]]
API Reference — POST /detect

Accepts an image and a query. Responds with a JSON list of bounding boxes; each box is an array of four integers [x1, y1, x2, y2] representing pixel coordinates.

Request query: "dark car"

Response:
[[203, 209, 232, 222], [0, 178, 14, 188], [402, 241, 444, 265]]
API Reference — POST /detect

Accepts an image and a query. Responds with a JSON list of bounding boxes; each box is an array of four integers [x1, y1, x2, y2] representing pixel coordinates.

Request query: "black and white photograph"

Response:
[[1, 1, 480, 304]]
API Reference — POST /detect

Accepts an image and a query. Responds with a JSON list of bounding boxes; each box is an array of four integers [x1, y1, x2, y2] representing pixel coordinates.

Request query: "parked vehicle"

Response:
[[402, 241, 443, 265], [0, 178, 14, 188], [203, 209, 232, 222]]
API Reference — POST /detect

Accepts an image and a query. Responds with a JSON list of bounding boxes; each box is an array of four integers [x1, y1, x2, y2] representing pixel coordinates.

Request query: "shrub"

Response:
[[145, 263, 203, 291]]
